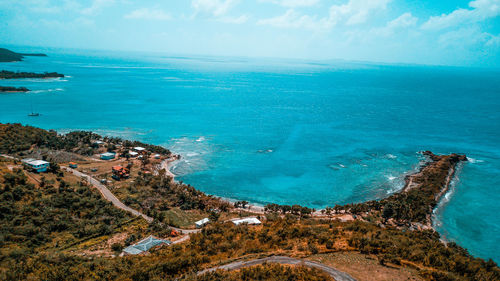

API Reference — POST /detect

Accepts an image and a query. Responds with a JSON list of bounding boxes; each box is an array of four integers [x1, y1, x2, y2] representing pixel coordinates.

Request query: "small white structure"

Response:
[[93, 140, 104, 145], [195, 218, 210, 228], [153, 154, 161, 159], [129, 151, 139, 157], [100, 152, 116, 160], [232, 217, 261, 226], [22, 158, 50, 173], [133, 147, 146, 152]]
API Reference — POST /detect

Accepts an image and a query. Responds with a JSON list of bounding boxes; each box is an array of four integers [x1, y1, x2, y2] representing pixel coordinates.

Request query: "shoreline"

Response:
[[161, 150, 467, 227]]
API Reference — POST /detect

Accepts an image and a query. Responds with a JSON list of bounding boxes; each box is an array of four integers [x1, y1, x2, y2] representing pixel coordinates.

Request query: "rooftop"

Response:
[[101, 152, 116, 156], [22, 158, 49, 166], [195, 218, 210, 225], [122, 236, 170, 255], [134, 147, 145, 151], [232, 217, 262, 226]]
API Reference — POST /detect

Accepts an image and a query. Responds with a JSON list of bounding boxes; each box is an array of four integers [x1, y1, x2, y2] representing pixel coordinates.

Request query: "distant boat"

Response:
[[28, 95, 39, 117]]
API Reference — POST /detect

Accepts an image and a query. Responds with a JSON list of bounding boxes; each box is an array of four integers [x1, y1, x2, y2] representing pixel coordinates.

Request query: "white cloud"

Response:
[[422, 0, 500, 30], [260, 0, 319, 7], [124, 8, 172, 21], [328, 0, 391, 26], [386, 12, 417, 29], [81, 0, 115, 16], [191, 0, 238, 17], [257, 0, 390, 31], [257, 9, 327, 30]]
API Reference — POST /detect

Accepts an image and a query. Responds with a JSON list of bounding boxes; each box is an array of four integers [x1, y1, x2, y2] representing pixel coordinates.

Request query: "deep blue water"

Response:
[[0, 47, 499, 262]]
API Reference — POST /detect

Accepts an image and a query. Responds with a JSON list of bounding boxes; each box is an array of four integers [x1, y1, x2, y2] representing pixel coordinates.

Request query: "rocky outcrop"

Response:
[[0, 86, 29, 92]]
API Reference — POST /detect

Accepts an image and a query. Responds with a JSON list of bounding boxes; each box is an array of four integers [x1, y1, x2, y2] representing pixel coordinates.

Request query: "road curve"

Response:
[[63, 167, 201, 236], [63, 167, 154, 223], [197, 256, 357, 281]]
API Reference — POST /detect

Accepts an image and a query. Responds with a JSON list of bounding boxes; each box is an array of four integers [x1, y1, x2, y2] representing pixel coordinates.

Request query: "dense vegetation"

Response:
[[188, 264, 332, 281], [0, 48, 23, 62], [0, 86, 29, 92], [115, 171, 231, 227], [0, 70, 64, 79], [0, 123, 170, 158], [0, 167, 134, 272], [2, 214, 498, 280], [0, 124, 498, 281]]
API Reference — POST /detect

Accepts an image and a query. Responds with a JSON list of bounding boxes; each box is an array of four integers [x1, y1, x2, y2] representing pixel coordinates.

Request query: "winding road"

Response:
[[197, 256, 357, 281], [62, 167, 200, 234]]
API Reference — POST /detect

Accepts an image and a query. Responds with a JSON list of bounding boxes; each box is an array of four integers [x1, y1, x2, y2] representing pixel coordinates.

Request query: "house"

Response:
[[195, 218, 210, 228], [68, 162, 78, 168], [93, 140, 104, 145], [232, 217, 261, 226], [153, 154, 161, 159], [122, 236, 170, 255], [112, 166, 129, 180], [133, 147, 146, 153], [21, 158, 50, 173], [129, 151, 139, 157], [100, 152, 116, 160]]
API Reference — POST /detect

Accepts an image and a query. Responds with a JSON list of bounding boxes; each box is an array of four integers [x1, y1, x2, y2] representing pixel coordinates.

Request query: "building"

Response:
[[21, 158, 50, 173], [122, 236, 170, 255], [112, 166, 129, 180], [129, 151, 139, 157], [100, 152, 116, 160], [195, 218, 210, 228], [232, 217, 262, 226], [133, 147, 146, 152], [93, 140, 104, 145], [153, 154, 161, 159], [68, 162, 78, 168]]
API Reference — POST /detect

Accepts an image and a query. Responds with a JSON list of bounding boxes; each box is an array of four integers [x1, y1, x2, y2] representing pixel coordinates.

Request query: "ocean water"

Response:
[[1, 47, 499, 262]]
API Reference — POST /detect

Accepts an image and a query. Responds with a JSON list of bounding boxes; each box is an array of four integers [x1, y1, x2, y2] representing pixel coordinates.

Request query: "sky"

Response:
[[0, 0, 499, 67]]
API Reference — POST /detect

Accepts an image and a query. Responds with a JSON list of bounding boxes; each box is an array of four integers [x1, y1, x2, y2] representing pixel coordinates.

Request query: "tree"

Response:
[[208, 211, 220, 222]]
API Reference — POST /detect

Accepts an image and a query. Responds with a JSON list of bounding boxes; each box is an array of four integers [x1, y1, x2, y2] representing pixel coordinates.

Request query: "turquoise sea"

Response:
[[1, 47, 499, 263]]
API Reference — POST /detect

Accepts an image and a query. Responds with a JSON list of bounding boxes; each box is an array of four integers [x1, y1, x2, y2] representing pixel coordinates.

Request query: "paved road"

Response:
[[197, 256, 357, 281], [64, 167, 155, 223], [63, 167, 201, 235]]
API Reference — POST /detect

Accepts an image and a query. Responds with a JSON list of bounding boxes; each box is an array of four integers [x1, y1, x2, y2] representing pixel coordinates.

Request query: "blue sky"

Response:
[[1, 0, 499, 66]]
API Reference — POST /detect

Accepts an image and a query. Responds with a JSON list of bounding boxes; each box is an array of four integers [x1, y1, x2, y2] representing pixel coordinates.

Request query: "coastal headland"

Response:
[[0, 70, 64, 79], [0, 123, 498, 281], [0, 48, 47, 62], [0, 48, 63, 93]]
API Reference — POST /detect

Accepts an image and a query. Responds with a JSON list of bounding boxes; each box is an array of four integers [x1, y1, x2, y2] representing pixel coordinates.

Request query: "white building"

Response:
[[232, 217, 261, 226], [133, 147, 146, 152], [129, 151, 139, 157], [195, 218, 210, 228], [22, 158, 50, 173]]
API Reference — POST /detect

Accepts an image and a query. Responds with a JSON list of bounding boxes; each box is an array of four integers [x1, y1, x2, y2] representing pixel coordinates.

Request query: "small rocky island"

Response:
[[0, 70, 64, 79], [0, 86, 30, 92], [0, 48, 47, 62]]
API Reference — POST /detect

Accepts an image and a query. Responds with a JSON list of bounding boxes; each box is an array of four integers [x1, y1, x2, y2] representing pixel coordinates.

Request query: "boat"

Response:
[[28, 95, 39, 116]]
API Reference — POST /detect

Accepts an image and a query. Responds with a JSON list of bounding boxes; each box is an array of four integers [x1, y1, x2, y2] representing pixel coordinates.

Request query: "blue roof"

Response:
[[123, 236, 170, 255]]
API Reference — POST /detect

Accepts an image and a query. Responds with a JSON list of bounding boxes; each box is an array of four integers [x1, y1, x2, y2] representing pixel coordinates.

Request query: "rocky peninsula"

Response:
[[0, 48, 47, 62], [0, 70, 64, 79], [0, 86, 30, 92]]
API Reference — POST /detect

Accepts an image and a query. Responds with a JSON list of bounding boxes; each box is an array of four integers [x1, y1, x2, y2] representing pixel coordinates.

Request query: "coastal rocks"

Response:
[[341, 151, 468, 230], [0, 86, 29, 92]]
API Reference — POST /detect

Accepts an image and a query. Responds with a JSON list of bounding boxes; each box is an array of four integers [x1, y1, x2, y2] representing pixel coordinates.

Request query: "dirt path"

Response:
[[197, 256, 357, 281]]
